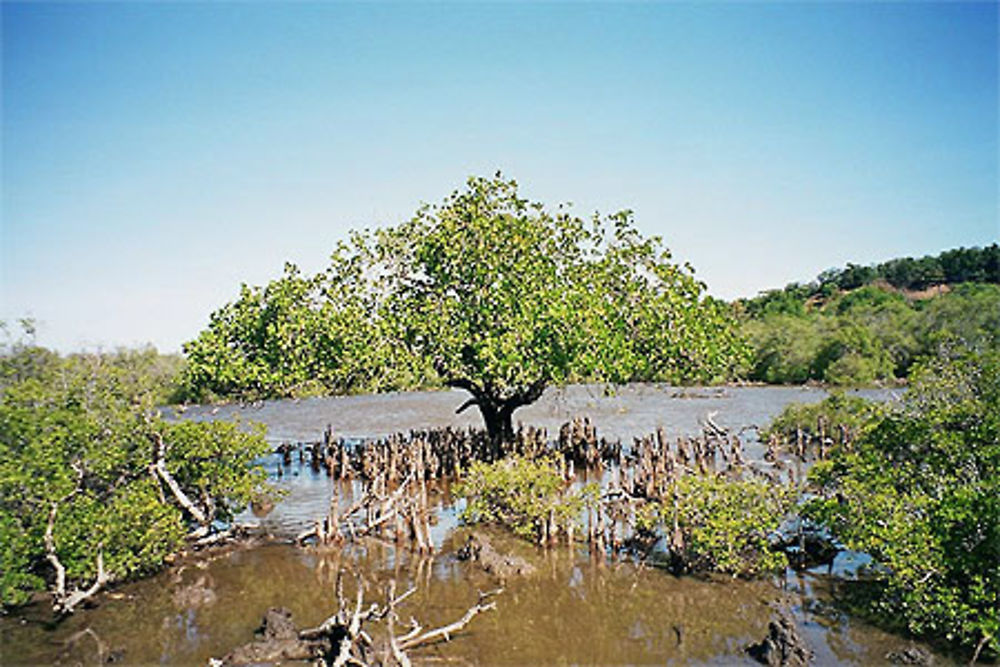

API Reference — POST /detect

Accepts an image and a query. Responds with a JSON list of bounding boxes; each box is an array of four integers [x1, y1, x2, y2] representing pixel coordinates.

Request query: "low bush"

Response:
[[455, 456, 597, 543]]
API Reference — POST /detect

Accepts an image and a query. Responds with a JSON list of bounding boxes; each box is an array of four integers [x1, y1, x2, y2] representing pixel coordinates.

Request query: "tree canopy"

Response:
[[182, 174, 748, 441], [740, 282, 1000, 385]]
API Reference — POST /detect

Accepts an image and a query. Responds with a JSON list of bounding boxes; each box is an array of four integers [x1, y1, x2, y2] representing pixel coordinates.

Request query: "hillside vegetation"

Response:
[[737, 245, 1000, 385]]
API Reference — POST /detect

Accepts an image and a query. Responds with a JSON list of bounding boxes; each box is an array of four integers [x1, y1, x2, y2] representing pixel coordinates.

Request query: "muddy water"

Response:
[[1, 530, 947, 666], [176, 383, 897, 444], [2, 385, 951, 666]]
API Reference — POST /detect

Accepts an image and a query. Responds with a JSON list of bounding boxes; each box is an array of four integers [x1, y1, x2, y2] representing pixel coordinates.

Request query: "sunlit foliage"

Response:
[[0, 336, 273, 610], [660, 475, 793, 577], [805, 345, 1000, 658], [455, 456, 596, 543], [741, 281, 1000, 385], [762, 390, 885, 446], [182, 174, 748, 441]]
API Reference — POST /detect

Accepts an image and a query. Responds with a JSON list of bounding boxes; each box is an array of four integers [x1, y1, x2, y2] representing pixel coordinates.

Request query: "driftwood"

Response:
[[701, 411, 729, 439], [396, 589, 500, 651], [214, 573, 500, 667]]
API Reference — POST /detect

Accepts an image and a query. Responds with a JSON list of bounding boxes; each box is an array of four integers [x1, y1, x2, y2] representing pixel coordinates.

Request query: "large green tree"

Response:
[[183, 174, 747, 442], [374, 175, 746, 443]]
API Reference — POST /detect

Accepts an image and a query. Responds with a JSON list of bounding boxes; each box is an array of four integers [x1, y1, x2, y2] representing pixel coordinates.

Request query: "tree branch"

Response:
[[57, 550, 109, 615], [444, 377, 484, 399], [44, 503, 67, 601], [504, 377, 549, 412], [150, 432, 210, 534], [46, 502, 110, 614]]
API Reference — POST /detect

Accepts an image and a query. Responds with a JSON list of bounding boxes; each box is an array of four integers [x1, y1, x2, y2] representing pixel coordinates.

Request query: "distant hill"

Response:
[[734, 244, 1000, 385], [739, 244, 998, 318]]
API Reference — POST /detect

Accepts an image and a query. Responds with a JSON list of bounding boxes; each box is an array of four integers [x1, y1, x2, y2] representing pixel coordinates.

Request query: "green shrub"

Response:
[[762, 390, 884, 447], [455, 456, 596, 542], [0, 346, 274, 610], [805, 346, 999, 658], [662, 475, 793, 577]]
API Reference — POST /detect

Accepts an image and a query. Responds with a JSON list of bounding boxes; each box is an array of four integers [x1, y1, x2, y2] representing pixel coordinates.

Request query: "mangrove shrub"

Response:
[[456, 456, 597, 543], [660, 475, 793, 577], [0, 344, 273, 611], [805, 345, 1000, 658]]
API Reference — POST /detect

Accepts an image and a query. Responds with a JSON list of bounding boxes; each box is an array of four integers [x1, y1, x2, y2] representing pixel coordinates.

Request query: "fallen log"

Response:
[[215, 573, 499, 666], [397, 589, 500, 651]]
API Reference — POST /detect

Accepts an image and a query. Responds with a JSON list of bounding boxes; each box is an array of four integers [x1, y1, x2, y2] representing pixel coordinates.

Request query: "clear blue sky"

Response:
[[2, 2, 997, 353]]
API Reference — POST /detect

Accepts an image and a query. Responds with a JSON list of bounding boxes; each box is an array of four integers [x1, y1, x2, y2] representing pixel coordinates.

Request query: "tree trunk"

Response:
[[447, 377, 547, 452], [476, 400, 514, 455]]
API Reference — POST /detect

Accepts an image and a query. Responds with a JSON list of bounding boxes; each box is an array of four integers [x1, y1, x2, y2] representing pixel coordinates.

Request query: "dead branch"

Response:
[[192, 524, 251, 549], [397, 589, 501, 651], [385, 580, 413, 667], [701, 411, 728, 438], [56, 550, 109, 614], [289, 575, 499, 667], [44, 503, 67, 603], [44, 481, 111, 615]]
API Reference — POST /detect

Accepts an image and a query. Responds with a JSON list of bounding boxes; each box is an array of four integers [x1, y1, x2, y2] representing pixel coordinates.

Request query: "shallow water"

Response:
[[181, 384, 895, 537], [175, 383, 896, 444], [3, 384, 951, 666], [1, 531, 949, 665]]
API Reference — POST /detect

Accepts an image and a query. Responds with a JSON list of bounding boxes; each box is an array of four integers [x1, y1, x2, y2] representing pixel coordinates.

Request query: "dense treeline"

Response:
[[738, 247, 1000, 385], [0, 326, 274, 611], [826, 243, 998, 292]]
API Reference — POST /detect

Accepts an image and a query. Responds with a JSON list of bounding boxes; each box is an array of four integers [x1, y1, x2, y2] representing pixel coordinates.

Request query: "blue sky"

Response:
[[2, 2, 997, 353]]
